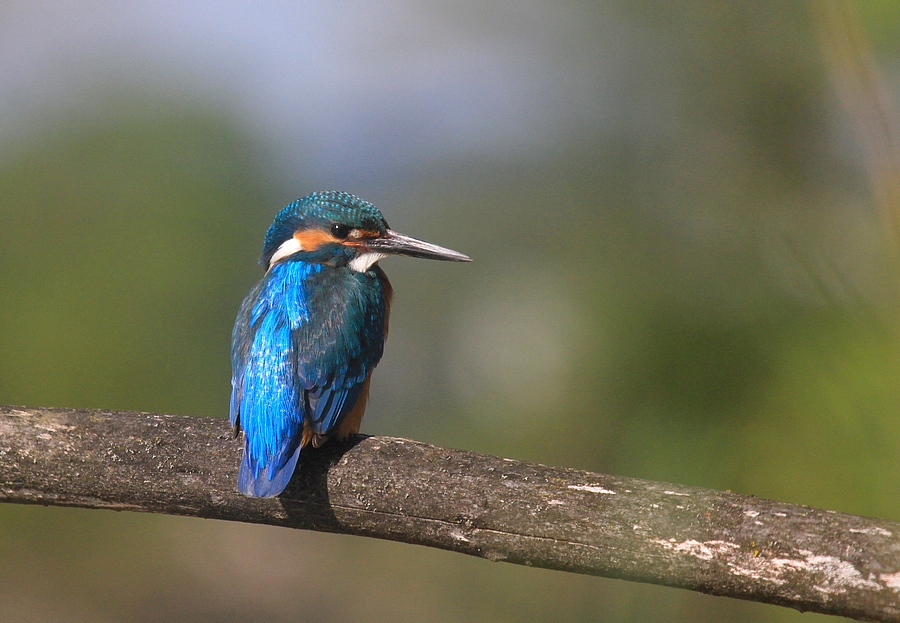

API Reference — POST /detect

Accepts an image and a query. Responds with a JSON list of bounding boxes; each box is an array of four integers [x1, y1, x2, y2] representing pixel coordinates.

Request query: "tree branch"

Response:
[[1, 406, 898, 621]]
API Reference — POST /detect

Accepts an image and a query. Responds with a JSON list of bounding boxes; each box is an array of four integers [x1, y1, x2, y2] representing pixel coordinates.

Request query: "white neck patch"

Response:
[[349, 252, 387, 273], [268, 238, 303, 269]]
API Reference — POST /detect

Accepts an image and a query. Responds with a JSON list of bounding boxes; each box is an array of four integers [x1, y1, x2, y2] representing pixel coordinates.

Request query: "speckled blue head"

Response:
[[260, 191, 389, 269], [259, 191, 471, 272]]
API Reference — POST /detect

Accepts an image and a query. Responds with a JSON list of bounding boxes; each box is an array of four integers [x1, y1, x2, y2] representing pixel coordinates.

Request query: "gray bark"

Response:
[[1, 405, 899, 622]]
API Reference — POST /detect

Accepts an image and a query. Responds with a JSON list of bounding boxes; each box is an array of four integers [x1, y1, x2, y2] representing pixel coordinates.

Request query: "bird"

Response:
[[230, 191, 471, 497]]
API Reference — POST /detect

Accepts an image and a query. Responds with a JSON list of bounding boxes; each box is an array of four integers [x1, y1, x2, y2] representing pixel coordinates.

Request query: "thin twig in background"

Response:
[[812, 0, 900, 245]]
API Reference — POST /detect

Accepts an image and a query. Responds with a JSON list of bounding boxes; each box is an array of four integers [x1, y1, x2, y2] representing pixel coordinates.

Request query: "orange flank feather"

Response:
[[334, 373, 372, 441]]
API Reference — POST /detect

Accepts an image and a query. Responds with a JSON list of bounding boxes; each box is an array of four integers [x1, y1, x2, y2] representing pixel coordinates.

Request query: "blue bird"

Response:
[[231, 191, 471, 497]]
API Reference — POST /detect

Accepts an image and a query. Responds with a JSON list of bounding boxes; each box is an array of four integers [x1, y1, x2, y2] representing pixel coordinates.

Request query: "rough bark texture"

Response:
[[1, 405, 898, 622]]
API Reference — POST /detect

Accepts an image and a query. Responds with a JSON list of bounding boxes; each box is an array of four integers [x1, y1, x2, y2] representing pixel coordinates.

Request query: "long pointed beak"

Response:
[[366, 229, 472, 262]]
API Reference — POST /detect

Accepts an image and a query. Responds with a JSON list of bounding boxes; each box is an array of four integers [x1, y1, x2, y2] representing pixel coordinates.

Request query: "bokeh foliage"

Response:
[[1, 2, 899, 622]]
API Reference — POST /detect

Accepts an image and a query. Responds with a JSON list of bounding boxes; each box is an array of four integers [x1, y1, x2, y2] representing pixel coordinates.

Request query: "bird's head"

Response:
[[261, 191, 471, 272]]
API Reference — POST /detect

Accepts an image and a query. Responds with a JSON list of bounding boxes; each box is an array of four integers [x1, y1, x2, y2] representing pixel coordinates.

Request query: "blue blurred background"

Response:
[[2, 2, 899, 621]]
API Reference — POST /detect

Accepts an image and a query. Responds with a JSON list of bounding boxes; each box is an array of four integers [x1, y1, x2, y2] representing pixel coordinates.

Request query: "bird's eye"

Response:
[[331, 223, 351, 239]]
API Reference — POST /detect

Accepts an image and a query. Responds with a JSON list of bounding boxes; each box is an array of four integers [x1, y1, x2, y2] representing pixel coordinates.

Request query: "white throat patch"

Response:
[[268, 238, 303, 269], [349, 252, 387, 273]]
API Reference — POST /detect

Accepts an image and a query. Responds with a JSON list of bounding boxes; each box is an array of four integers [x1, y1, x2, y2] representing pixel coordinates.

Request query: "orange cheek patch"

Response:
[[294, 228, 338, 251]]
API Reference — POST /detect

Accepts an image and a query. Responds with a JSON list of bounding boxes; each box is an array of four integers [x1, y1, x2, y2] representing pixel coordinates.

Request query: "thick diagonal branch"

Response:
[[0, 406, 898, 622]]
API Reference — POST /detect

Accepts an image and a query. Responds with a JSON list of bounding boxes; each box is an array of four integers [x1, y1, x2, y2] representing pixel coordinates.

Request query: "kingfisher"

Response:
[[230, 191, 470, 497]]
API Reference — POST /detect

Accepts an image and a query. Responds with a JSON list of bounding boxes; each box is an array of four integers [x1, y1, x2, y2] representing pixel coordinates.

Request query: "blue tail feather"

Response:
[[237, 441, 302, 498]]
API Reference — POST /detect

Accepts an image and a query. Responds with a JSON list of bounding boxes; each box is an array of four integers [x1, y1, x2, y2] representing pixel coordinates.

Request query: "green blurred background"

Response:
[[1, 1, 899, 621]]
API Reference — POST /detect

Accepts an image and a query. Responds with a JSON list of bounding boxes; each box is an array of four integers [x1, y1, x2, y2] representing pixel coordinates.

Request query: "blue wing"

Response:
[[230, 263, 315, 497], [294, 264, 389, 435], [230, 261, 388, 497]]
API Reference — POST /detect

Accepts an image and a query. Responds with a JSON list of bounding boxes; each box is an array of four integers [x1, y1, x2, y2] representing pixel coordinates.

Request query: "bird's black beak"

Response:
[[367, 229, 472, 262]]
